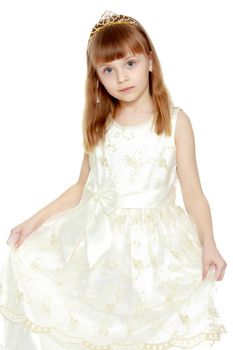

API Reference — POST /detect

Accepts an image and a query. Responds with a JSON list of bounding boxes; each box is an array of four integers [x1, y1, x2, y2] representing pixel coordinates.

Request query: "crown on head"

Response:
[[88, 10, 138, 43]]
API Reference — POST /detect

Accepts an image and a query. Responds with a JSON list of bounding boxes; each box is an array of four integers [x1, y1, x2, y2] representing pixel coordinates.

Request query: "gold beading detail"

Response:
[[0, 304, 227, 349]]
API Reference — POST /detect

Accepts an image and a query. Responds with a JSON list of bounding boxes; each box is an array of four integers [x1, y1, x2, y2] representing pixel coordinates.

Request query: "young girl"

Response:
[[0, 10, 227, 350]]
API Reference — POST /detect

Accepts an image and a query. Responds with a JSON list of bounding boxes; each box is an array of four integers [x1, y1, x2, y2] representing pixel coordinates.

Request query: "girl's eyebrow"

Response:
[[97, 55, 138, 68]]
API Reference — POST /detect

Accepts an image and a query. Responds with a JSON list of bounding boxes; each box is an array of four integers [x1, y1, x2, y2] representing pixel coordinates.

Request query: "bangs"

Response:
[[88, 23, 149, 69]]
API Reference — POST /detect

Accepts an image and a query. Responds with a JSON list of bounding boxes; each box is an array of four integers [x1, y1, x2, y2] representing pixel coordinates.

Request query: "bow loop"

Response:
[[59, 173, 118, 269]]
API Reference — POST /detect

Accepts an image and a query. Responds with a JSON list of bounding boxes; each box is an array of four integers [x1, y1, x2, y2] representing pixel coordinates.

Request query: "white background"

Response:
[[0, 0, 232, 347]]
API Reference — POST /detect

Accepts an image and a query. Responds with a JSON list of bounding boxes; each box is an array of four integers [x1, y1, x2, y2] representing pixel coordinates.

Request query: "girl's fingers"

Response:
[[14, 234, 25, 248], [219, 266, 226, 280], [202, 263, 210, 280], [214, 264, 226, 281], [6, 232, 19, 246]]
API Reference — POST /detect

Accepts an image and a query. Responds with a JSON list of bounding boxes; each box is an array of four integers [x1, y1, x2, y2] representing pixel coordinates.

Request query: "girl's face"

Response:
[[96, 51, 152, 102]]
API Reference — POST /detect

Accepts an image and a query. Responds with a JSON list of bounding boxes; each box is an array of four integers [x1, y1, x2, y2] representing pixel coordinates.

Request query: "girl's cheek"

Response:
[[102, 77, 113, 86]]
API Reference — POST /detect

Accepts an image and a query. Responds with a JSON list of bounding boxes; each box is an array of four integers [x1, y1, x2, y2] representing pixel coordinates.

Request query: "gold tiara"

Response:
[[88, 10, 138, 43]]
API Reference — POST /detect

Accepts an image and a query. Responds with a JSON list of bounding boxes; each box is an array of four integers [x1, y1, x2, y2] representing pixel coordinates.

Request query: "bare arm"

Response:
[[30, 151, 91, 226], [8, 152, 91, 248], [175, 109, 216, 248], [175, 109, 227, 281]]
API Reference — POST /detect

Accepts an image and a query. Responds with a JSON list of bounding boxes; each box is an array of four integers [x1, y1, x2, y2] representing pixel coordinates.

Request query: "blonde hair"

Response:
[[82, 17, 174, 154]]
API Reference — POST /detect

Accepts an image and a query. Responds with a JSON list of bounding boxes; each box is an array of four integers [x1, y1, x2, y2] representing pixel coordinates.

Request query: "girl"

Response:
[[0, 10, 227, 350]]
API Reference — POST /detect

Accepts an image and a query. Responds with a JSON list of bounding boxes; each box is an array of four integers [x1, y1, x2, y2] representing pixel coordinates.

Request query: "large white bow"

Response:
[[58, 172, 118, 269]]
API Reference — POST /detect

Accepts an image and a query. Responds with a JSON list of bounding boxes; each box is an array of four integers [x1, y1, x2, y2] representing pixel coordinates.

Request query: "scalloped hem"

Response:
[[0, 305, 227, 350]]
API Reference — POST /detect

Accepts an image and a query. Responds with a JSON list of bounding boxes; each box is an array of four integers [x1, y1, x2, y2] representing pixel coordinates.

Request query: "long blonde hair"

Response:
[[82, 16, 174, 154]]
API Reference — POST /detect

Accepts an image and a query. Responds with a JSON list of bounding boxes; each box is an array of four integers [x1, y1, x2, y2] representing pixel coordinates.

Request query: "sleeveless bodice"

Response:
[[87, 106, 179, 209]]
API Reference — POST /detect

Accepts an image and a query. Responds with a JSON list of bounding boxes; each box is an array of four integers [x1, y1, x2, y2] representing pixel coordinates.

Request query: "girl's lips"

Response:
[[119, 86, 134, 92]]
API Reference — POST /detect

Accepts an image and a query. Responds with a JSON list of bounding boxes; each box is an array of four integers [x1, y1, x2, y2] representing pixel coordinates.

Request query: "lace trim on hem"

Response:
[[0, 304, 227, 350]]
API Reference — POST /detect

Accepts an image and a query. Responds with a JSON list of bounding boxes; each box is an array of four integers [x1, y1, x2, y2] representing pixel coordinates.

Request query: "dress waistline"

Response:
[[59, 175, 176, 269], [117, 188, 176, 209]]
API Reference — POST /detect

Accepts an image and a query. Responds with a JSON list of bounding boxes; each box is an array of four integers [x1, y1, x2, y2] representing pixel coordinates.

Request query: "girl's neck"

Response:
[[114, 104, 157, 124], [114, 94, 157, 120]]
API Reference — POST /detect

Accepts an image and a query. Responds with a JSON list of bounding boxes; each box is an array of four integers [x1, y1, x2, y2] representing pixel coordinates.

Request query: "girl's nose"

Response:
[[116, 70, 129, 84]]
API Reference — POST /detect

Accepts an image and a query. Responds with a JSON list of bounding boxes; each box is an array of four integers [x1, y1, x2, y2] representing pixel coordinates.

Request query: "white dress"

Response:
[[0, 106, 227, 349]]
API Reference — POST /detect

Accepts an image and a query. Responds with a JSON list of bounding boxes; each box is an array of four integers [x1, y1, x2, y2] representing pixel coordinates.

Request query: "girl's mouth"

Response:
[[119, 86, 134, 92]]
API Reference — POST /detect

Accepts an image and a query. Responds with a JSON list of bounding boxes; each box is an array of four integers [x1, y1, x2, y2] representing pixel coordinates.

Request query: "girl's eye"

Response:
[[103, 67, 112, 74], [127, 60, 136, 67]]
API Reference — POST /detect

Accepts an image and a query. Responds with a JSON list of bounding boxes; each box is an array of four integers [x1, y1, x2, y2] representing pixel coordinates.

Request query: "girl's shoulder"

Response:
[[172, 106, 194, 147], [173, 106, 191, 127], [172, 106, 186, 120]]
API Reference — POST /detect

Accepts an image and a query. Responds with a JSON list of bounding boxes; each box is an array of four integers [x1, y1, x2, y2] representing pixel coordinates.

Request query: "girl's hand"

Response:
[[202, 244, 227, 281], [6, 216, 42, 249]]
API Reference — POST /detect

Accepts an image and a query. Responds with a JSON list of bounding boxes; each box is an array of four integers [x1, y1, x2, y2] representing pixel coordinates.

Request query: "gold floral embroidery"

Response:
[[104, 132, 118, 152], [105, 143, 117, 153], [179, 312, 190, 325], [208, 298, 220, 320], [70, 315, 80, 326], [124, 149, 151, 179], [98, 326, 110, 336], [122, 131, 136, 141], [155, 145, 175, 170], [157, 158, 167, 168], [132, 240, 141, 249], [130, 210, 146, 225], [105, 257, 119, 269], [170, 250, 180, 258], [134, 300, 151, 313], [16, 290, 24, 301], [125, 154, 140, 175], [31, 261, 40, 271], [95, 154, 114, 177], [113, 213, 127, 226], [49, 234, 59, 245], [0, 304, 227, 349], [132, 259, 144, 268], [39, 299, 51, 316], [165, 295, 174, 304], [98, 155, 109, 168], [112, 130, 121, 139], [105, 303, 116, 311]]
